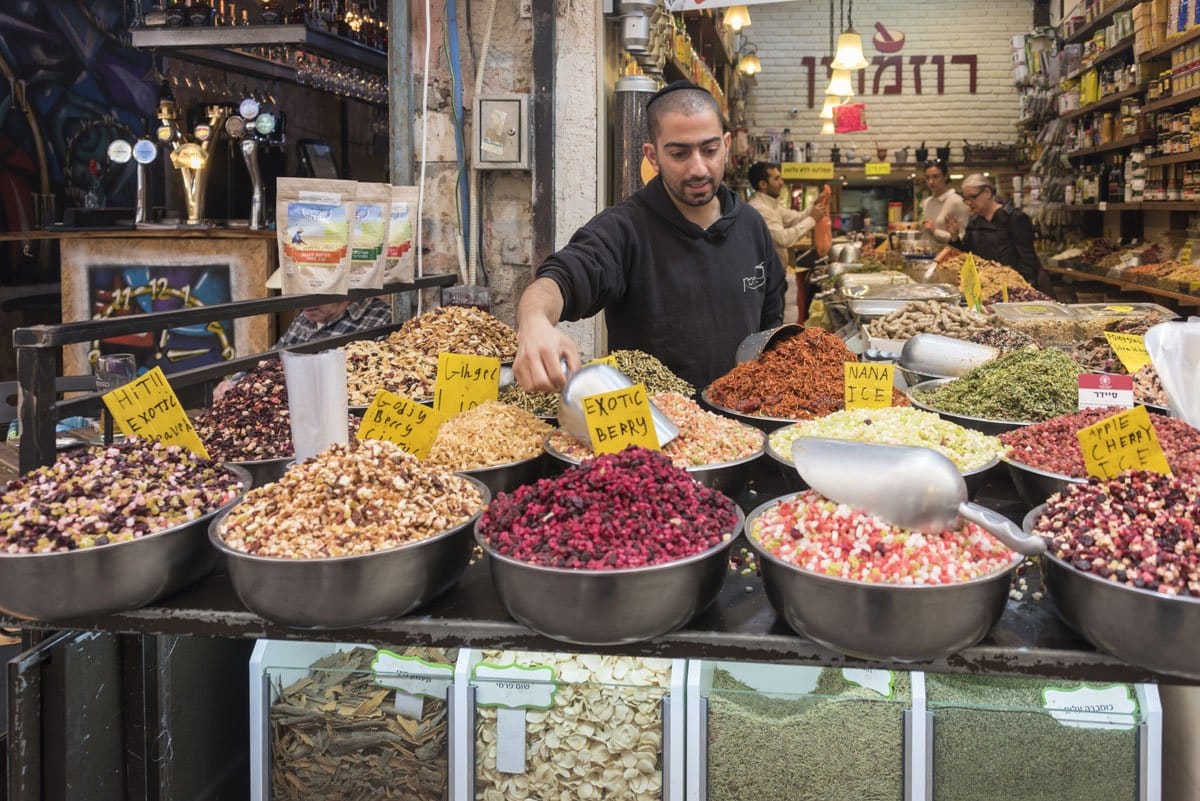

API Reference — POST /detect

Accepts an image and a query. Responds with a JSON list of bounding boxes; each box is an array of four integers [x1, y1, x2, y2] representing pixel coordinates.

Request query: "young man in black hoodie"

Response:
[[513, 81, 784, 392]]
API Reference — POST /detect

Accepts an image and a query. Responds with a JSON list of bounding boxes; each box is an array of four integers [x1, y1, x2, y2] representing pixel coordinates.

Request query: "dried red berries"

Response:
[[1034, 471, 1200, 597], [479, 447, 738, 569]]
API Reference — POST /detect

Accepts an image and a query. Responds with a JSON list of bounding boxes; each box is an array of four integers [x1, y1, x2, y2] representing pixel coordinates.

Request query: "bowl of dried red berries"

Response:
[[0, 441, 248, 622], [1024, 471, 1200, 679], [745, 491, 1023, 662], [476, 447, 743, 645]]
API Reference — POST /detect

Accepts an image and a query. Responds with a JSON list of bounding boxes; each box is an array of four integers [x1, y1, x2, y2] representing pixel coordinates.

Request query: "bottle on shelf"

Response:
[[165, 0, 187, 27], [261, 0, 284, 24], [285, 0, 306, 24], [84, 160, 106, 210], [187, 0, 214, 27]]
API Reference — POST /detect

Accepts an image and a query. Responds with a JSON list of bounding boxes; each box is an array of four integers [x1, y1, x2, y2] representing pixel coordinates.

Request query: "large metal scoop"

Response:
[[557, 363, 679, 447], [790, 437, 1045, 555]]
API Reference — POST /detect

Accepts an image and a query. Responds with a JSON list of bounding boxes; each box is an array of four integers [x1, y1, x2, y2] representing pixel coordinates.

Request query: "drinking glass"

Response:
[[94, 353, 137, 439]]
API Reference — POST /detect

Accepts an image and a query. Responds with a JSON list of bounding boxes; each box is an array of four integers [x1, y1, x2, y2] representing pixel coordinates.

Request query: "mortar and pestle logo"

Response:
[[873, 22, 905, 53]]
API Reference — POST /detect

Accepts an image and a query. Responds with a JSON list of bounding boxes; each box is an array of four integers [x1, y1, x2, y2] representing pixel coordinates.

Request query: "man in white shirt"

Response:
[[746, 162, 828, 322], [920, 159, 970, 248]]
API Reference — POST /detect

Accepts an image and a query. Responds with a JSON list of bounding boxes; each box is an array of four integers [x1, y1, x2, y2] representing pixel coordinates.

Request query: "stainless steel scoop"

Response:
[[790, 437, 1045, 555], [557, 363, 679, 447]]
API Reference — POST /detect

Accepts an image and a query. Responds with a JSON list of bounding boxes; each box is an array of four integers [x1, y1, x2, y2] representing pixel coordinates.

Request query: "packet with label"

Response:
[[277, 177, 356, 295], [349, 182, 389, 290], [383, 185, 418, 284]]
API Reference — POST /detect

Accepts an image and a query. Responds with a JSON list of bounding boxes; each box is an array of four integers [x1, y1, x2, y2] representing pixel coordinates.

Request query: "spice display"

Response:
[[474, 651, 669, 801], [611, 349, 695, 395], [1, 440, 242, 554], [498, 384, 560, 416], [937, 252, 1035, 298], [706, 328, 906, 418], [426, 401, 551, 470], [927, 673, 1138, 801], [1133, 364, 1170, 406], [707, 668, 907, 801], [990, 303, 1079, 347], [1000, 408, 1200, 477], [479, 447, 738, 569], [547, 392, 762, 468], [768, 407, 1005, 472], [865, 300, 991, 340], [1076, 238, 1120, 266], [964, 326, 1039, 353], [1070, 313, 1170, 374], [345, 340, 437, 405], [219, 440, 483, 558], [1034, 471, 1200, 596], [271, 647, 453, 801], [750, 491, 1014, 584], [983, 286, 1052, 305], [390, 304, 517, 360], [913, 348, 1084, 422]]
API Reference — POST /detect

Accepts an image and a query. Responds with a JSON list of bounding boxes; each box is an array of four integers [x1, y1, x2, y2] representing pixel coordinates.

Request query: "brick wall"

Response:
[[742, 0, 1035, 164]]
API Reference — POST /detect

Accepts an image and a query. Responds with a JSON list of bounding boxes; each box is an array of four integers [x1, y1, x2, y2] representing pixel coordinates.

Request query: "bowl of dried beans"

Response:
[[1024, 471, 1200, 679], [475, 447, 743, 645], [745, 491, 1022, 662]]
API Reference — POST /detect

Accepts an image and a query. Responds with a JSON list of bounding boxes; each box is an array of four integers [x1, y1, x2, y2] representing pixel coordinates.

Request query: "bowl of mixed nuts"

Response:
[[209, 440, 489, 629], [424, 401, 554, 497], [0, 441, 249, 621], [1024, 471, 1200, 679]]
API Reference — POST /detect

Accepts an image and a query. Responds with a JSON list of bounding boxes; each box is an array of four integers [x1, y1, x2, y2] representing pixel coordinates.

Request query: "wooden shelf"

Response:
[[1139, 23, 1200, 61], [1146, 152, 1200, 167], [1146, 84, 1200, 113], [1064, 37, 1134, 82], [1063, 202, 1142, 211], [1059, 84, 1147, 122], [683, 12, 734, 72], [1047, 264, 1200, 304], [1062, 0, 1138, 46], [1141, 200, 1200, 211], [1066, 133, 1152, 158]]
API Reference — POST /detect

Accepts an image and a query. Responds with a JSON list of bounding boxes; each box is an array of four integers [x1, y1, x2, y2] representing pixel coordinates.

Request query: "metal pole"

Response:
[[389, 0, 414, 185], [531, 0, 557, 266]]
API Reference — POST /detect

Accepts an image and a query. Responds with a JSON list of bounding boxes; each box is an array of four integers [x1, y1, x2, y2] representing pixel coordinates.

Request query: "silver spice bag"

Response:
[[277, 177, 356, 295], [383, 185, 418, 284], [348, 182, 389, 290]]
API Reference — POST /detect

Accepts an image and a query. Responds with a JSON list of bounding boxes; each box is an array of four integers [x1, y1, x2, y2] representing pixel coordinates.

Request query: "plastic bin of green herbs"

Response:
[[927, 673, 1140, 801], [706, 667, 908, 801]]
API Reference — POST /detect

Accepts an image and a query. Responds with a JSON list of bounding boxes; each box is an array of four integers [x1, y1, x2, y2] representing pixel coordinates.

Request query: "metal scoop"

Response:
[[557, 363, 679, 447], [790, 437, 1045, 555]]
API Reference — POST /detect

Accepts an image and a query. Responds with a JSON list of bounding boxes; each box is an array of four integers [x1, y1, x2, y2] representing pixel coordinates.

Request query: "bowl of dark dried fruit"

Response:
[[1023, 471, 1200, 679], [210, 440, 488, 629], [476, 447, 743, 645], [0, 441, 248, 621], [746, 491, 1022, 662]]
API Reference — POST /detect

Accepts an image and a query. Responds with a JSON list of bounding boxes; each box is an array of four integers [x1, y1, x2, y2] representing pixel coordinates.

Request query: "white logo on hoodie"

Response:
[[743, 262, 766, 292]]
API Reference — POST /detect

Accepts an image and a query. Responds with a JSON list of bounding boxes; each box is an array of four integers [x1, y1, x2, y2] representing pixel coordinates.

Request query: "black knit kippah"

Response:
[[646, 80, 711, 108]]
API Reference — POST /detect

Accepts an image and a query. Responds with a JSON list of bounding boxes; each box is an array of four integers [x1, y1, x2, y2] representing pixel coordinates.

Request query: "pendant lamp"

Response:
[[724, 5, 751, 32], [830, 0, 867, 70], [825, 69, 855, 97], [737, 43, 762, 75], [821, 119, 835, 136], [819, 94, 841, 120]]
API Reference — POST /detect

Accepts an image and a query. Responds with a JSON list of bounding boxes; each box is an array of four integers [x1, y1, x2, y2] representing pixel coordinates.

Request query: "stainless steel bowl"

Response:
[[763, 428, 1000, 497], [745, 492, 1022, 662], [542, 431, 764, 494], [906, 378, 1033, 435], [209, 476, 490, 629], [225, 456, 293, 488], [476, 507, 743, 645], [1003, 458, 1084, 509], [699, 388, 796, 433], [459, 452, 549, 498], [1023, 505, 1200, 679], [0, 464, 250, 622]]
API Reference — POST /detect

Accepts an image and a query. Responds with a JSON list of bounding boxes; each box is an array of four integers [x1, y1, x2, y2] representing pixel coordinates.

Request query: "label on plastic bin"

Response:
[[356, 389, 444, 458], [582, 384, 660, 454], [433, 353, 500, 415], [844, 362, 895, 409], [1077, 405, 1172, 479], [101, 366, 210, 458], [1042, 685, 1139, 731], [1078, 373, 1134, 411], [371, 650, 454, 700], [472, 663, 558, 709], [842, 669, 894, 698], [1103, 332, 1153, 373]]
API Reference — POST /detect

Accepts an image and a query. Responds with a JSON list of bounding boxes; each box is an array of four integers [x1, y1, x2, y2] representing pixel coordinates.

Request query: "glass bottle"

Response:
[[285, 0, 307, 24], [165, 0, 187, 27], [187, 0, 213, 27], [84, 160, 106, 210], [261, 0, 284, 24]]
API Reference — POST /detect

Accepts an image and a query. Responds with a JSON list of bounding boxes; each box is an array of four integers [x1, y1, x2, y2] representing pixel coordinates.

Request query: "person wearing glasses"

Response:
[[919, 160, 970, 248], [945, 174, 1047, 289]]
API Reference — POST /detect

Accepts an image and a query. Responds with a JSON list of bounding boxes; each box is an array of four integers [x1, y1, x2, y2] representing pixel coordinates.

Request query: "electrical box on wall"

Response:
[[473, 94, 530, 170]]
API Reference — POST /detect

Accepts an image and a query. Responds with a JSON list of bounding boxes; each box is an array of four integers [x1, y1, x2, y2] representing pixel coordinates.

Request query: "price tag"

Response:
[[844, 362, 895, 409], [356, 390, 444, 458], [1180, 241, 1195, 263], [1043, 685, 1139, 731], [1078, 373, 1134, 410], [842, 669, 894, 698], [865, 161, 891, 176], [1077, 405, 1171, 479], [1103, 332, 1152, 373], [780, 161, 835, 180], [101, 366, 210, 458], [581, 384, 660, 454], [586, 355, 618, 368], [372, 650, 454, 700], [473, 663, 558, 709], [960, 252, 983, 310], [433, 353, 500, 416]]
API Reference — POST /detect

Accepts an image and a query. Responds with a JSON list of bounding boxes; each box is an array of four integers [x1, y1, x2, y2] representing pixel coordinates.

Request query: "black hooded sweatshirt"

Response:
[[536, 176, 785, 390]]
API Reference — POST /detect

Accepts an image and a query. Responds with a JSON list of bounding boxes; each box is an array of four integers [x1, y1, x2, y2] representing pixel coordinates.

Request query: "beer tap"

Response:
[[156, 82, 228, 226]]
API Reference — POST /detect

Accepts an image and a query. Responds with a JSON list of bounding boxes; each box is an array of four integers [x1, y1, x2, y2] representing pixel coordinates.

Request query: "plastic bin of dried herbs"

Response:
[[268, 646, 456, 801], [926, 673, 1141, 801], [705, 666, 908, 801], [912, 348, 1084, 423]]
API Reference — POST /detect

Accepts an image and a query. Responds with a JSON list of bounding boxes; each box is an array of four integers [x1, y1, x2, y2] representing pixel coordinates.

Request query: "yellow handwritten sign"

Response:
[[356, 390, 444, 458], [960, 253, 982, 310], [102, 366, 210, 458], [586, 355, 618, 369], [1179, 241, 1194, 263], [1103, 332, 1152, 373], [582, 384, 659, 454], [1001, 284, 1009, 303], [844, 362, 895, 409], [434, 353, 500, 416], [781, 162, 835, 180], [1077, 405, 1172, 480], [865, 161, 892, 176]]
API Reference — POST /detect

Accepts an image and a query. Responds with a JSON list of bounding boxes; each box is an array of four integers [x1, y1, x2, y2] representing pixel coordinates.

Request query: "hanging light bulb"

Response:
[[724, 5, 752, 32], [825, 69, 855, 97], [821, 119, 835, 136], [819, 94, 841, 120], [831, 29, 868, 70], [737, 43, 762, 75]]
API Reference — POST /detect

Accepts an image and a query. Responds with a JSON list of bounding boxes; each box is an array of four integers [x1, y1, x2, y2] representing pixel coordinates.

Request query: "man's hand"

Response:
[[921, 219, 936, 234], [944, 214, 960, 239], [514, 316, 581, 392], [810, 189, 830, 220]]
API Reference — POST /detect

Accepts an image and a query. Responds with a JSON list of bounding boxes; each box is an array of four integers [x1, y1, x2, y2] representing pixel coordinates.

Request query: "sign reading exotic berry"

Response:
[[102, 365, 210, 458], [582, 384, 660, 454]]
